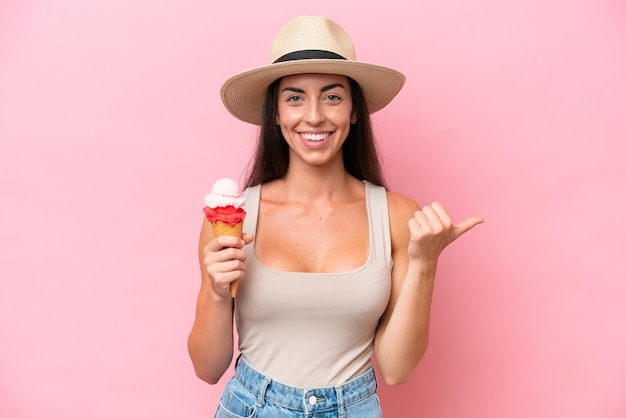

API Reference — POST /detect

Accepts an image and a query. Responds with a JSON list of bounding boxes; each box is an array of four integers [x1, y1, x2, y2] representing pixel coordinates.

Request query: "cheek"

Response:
[[335, 108, 355, 126], [276, 106, 297, 126]]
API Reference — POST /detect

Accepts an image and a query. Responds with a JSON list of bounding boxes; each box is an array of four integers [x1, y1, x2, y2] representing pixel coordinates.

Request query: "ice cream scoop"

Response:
[[204, 178, 246, 209]]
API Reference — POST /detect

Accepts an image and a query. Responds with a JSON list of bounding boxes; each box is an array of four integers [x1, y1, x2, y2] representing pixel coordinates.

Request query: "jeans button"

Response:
[[308, 395, 317, 405]]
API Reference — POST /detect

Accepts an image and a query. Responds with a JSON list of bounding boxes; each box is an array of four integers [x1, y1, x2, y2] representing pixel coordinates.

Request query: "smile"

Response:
[[300, 133, 330, 142]]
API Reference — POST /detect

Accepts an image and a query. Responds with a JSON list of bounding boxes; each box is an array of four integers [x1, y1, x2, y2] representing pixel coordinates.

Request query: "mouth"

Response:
[[299, 132, 331, 142]]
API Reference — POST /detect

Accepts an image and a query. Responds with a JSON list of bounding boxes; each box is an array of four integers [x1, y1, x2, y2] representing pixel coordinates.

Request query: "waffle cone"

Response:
[[211, 221, 243, 238], [230, 281, 239, 298], [211, 220, 243, 297]]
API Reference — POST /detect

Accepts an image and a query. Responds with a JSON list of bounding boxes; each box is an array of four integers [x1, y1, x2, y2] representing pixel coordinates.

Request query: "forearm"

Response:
[[187, 283, 235, 384], [375, 260, 436, 385]]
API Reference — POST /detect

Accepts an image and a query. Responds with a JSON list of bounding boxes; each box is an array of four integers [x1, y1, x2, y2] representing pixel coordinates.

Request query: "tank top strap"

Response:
[[363, 181, 392, 266], [242, 184, 261, 236]]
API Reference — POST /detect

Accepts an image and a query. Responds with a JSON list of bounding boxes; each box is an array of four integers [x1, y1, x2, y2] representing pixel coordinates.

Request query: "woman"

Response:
[[188, 16, 483, 417]]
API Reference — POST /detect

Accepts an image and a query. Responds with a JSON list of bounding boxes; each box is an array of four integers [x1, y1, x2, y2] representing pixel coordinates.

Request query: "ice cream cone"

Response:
[[229, 280, 238, 299], [203, 178, 247, 299]]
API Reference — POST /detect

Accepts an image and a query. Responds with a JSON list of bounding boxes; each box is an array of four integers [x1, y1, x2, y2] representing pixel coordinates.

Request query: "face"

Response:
[[276, 73, 356, 168]]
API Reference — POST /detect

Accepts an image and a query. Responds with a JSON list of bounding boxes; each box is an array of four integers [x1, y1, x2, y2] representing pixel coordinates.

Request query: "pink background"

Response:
[[1, 0, 625, 417]]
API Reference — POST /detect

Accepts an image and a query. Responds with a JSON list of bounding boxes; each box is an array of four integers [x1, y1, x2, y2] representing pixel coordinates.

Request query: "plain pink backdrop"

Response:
[[1, 0, 625, 417]]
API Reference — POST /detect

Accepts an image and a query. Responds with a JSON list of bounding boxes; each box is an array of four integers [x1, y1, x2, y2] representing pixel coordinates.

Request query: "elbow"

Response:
[[378, 345, 428, 386], [193, 366, 224, 385], [189, 350, 230, 384], [187, 334, 231, 385], [380, 369, 414, 386]]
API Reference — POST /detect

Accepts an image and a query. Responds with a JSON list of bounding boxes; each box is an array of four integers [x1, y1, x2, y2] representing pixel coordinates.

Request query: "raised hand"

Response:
[[407, 202, 483, 262]]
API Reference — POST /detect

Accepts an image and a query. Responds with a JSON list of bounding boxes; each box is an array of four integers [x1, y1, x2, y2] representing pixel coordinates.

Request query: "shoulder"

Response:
[[386, 191, 420, 222], [255, 179, 282, 198], [385, 191, 420, 251]]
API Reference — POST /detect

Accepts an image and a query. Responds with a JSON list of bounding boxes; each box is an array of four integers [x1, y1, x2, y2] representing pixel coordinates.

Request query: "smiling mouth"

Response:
[[300, 132, 330, 142]]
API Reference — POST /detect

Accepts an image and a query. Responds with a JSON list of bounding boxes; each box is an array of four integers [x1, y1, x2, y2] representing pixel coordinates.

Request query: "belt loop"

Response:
[[255, 376, 271, 407], [335, 385, 345, 418]]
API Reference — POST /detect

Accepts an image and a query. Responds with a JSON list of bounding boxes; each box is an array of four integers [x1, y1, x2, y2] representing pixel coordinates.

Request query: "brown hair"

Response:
[[243, 77, 387, 189]]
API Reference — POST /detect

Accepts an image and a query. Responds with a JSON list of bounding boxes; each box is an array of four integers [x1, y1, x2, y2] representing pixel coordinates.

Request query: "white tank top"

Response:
[[236, 181, 392, 387]]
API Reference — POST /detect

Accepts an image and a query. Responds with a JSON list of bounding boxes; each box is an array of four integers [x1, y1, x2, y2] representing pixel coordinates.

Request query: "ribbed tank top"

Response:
[[235, 181, 392, 388]]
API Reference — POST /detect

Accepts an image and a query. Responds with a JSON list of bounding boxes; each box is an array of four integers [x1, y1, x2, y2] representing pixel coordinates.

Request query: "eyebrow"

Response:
[[281, 83, 347, 94]]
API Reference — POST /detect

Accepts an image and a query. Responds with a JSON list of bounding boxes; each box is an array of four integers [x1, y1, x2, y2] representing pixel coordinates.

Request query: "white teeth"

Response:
[[301, 133, 329, 141]]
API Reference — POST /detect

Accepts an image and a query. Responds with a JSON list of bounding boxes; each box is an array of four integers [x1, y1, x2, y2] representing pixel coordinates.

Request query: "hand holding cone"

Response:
[[203, 179, 247, 298]]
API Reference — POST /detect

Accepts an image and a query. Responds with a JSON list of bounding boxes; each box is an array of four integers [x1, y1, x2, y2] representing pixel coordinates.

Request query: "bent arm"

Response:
[[374, 193, 482, 385], [187, 219, 246, 384]]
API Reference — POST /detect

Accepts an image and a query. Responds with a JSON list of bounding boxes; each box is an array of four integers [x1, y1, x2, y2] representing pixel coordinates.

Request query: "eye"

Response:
[[286, 95, 303, 103], [325, 94, 341, 102]]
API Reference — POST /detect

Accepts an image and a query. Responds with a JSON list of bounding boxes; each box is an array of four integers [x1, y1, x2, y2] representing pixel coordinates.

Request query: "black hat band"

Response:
[[273, 49, 347, 63]]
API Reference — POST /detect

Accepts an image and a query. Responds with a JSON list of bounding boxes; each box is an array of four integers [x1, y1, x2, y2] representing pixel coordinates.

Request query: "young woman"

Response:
[[188, 16, 483, 417]]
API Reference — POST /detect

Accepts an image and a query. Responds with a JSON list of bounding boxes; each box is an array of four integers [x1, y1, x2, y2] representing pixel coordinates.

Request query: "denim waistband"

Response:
[[234, 356, 378, 414]]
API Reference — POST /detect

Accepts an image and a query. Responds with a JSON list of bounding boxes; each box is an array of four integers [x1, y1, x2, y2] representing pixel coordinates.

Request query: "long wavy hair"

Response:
[[243, 76, 387, 189]]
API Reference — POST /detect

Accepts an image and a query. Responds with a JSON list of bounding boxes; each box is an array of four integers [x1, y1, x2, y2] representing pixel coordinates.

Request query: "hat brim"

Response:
[[220, 59, 405, 125]]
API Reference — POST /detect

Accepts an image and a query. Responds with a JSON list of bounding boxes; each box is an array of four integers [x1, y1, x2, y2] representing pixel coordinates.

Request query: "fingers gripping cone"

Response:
[[210, 221, 244, 298]]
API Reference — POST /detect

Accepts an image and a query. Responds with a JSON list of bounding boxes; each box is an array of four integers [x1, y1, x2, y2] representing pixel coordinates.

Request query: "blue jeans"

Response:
[[215, 357, 383, 417]]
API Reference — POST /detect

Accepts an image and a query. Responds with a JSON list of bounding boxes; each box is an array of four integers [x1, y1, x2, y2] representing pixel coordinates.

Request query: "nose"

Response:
[[304, 101, 324, 125]]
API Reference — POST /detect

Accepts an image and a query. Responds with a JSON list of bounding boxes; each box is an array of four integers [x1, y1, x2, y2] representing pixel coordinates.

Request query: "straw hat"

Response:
[[220, 16, 406, 125]]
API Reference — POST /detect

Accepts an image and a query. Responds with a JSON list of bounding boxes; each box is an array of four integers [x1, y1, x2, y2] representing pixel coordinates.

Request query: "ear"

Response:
[[276, 113, 280, 125], [350, 112, 357, 124]]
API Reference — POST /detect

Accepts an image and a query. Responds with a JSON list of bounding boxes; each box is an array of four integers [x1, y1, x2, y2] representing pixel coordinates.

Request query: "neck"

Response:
[[281, 158, 353, 201]]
